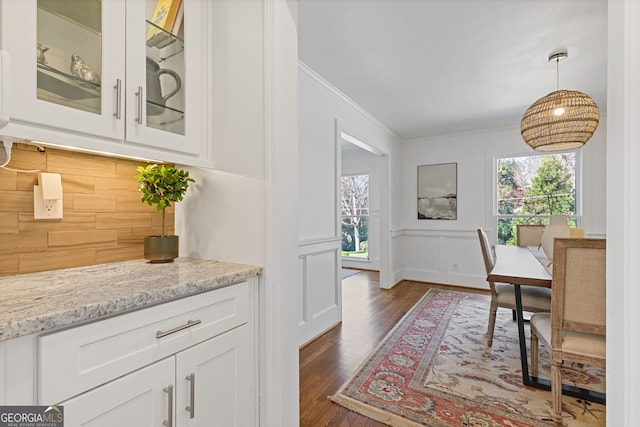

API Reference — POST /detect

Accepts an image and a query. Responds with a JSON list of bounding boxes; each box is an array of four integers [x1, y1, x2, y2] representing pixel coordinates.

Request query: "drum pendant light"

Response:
[[520, 50, 599, 152]]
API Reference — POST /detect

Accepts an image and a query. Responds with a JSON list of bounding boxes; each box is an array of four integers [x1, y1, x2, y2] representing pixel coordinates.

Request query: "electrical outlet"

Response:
[[34, 185, 63, 219]]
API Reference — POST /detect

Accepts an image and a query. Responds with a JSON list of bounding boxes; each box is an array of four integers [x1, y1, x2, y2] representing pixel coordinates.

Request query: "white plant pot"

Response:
[[541, 215, 570, 260]]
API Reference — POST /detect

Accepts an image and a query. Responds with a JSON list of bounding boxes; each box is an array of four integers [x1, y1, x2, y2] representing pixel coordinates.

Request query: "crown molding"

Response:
[[298, 61, 400, 140]]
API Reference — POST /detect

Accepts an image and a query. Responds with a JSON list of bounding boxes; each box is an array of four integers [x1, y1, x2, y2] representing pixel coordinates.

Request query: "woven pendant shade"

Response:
[[521, 89, 600, 151]]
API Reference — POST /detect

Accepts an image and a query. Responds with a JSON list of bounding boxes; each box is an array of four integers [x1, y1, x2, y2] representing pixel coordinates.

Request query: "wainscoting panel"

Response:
[[391, 229, 487, 289], [402, 233, 441, 274], [298, 237, 342, 346]]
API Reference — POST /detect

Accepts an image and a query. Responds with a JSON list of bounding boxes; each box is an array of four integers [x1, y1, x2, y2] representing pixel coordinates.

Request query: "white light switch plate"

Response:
[[34, 185, 63, 219]]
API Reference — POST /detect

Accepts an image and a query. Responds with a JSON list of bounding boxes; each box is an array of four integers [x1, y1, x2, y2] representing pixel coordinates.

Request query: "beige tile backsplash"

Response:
[[0, 143, 174, 276]]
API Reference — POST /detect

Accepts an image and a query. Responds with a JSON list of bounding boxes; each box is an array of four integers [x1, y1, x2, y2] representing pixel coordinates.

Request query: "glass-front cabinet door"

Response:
[[1, 0, 126, 139], [125, 0, 203, 156], [37, 0, 103, 115], [144, 0, 185, 135]]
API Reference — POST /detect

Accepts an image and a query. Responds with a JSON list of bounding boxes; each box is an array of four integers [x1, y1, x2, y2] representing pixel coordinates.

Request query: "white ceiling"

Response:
[[298, 0, 608, 141]]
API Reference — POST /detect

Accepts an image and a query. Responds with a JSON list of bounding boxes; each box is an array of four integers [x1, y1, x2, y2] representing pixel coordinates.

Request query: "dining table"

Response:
[[487, 244, 605, 404]]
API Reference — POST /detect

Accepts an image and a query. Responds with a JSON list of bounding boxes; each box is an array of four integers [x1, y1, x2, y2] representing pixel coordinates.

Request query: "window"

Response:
[[496, 153, 578, 245], [341, 174, 369, 259]]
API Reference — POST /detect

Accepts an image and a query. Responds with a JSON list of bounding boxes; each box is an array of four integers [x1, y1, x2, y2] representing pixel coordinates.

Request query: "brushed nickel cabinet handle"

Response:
[[186, 373, 195, 418], [156, 320, 202, 339], [113, 79, 121, 119], [163, 385, 174, 427], [135, 85, 143, 124]]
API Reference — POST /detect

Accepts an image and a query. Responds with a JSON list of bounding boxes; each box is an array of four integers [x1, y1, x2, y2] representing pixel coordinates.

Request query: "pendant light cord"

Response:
[[549, 50, 567, 91]]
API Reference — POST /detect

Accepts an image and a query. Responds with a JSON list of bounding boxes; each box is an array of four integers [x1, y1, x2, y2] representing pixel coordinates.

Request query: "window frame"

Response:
[[493, 150, 582, 245]]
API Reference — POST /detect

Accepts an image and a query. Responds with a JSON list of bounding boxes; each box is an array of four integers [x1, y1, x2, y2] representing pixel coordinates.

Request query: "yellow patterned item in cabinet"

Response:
[[146, 0, 182, 46]]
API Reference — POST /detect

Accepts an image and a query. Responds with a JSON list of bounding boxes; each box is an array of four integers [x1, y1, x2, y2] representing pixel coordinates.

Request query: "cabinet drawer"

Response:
[[38, 281, 248, 404]]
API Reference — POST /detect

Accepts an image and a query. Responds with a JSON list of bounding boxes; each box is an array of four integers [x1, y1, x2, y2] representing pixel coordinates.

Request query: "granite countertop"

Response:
[[0, 258, 263, 342]]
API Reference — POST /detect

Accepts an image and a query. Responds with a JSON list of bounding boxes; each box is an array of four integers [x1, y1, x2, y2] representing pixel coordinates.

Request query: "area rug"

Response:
[[330, 289, 605, 426]]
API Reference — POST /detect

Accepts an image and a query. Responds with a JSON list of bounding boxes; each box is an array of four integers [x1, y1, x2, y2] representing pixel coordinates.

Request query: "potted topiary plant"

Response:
[[135, 164, 194, 263]]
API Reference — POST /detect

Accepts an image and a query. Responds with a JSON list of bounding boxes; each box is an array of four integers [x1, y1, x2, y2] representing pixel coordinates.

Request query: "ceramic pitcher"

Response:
[[146, 57, 181, 113]]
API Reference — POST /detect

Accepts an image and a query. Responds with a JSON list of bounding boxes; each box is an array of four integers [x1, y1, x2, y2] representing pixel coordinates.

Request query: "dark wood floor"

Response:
[[299, 270, 486, 427]]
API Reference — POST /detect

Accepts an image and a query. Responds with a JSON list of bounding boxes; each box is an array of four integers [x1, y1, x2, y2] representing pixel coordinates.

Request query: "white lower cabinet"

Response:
[[34, 281, 257, 427], [60, 324, 251, 427]]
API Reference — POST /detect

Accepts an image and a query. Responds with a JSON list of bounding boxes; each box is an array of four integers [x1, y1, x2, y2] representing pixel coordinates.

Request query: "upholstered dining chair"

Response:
[[530, 238, 606, 426], [477, 228, 551, 347], [516, 224, 546, 247]]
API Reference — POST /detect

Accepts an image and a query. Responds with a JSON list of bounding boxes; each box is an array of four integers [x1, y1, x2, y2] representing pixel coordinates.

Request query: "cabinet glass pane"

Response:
[[145, 0, 185, 136], [37, 0, 103, 114]]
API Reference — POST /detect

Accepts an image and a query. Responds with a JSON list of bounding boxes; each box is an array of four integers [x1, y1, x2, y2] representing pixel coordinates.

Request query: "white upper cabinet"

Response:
[[0, 0, 208, 165]]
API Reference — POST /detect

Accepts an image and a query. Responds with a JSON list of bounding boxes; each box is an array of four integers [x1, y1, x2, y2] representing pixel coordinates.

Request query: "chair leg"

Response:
[[531, 331, 539, 376], [487, 300, 498, 347], [512, 309, 517, 321], [551, 360, 564, 426]]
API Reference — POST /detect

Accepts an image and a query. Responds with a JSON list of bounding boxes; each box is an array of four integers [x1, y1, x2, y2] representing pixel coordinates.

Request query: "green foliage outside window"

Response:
[[497, 154, 576, 245]]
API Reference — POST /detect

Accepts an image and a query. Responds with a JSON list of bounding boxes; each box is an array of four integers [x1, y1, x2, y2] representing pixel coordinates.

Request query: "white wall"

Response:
[[298, 63, 398, 345], [390, 122, 607, 289], [177, 0, 265, 265], [298, 64, 397, 242]]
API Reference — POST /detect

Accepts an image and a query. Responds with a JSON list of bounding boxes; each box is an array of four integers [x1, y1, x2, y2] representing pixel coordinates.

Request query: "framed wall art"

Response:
[[417, 162, 457, 220]]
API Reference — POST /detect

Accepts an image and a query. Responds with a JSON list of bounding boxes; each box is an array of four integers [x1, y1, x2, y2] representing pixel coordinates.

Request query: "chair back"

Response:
[[477, 228, 495, 275], [551, 238, 606, 346], [516, 224, 545, 247]]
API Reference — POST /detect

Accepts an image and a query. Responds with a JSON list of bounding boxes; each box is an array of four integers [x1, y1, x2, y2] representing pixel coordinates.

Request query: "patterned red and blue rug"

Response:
[[330, 289, 605, 426]]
